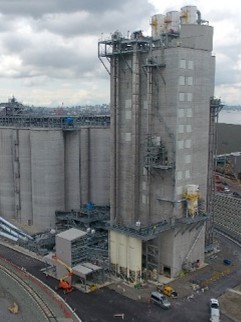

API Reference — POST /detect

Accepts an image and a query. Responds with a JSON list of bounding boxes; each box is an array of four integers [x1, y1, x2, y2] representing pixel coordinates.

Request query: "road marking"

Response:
[[227, 288, 241, 296]]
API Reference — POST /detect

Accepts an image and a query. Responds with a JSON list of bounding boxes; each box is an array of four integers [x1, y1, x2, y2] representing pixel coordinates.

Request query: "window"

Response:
[[180, 59, 186, 69], [125, 132, 131, 141], [125, 99, 131, 109], [177, 140, 184, 149], [187, 77, 193, 86], [178, 109, 184, 118], [178, 124, 184, 133], [142, 195, 147, 204], [186, 108, 192, 117], [125, 111, 131, 120], [188, 60, 194, 70], [179, 93, 185, 101], [179, 76, 185, 85]]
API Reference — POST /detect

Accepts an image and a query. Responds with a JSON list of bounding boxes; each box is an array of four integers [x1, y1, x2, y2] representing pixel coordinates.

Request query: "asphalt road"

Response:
[[0, 235, 240, 322]]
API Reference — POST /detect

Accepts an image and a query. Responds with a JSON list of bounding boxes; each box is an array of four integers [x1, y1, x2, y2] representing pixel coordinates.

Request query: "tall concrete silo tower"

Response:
[[99, 5, 215, 281]]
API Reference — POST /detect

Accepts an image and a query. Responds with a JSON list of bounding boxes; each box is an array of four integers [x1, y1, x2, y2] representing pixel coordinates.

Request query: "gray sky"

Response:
[[0, 0, 240, 107]]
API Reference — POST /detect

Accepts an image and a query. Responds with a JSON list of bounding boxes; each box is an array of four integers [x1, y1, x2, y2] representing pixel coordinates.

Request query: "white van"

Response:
[[150, 291, 171, 309], [210, 298, 220, 322]]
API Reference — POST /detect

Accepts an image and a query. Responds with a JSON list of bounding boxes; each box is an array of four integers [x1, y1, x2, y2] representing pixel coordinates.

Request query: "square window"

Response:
[[178, 124, 184, 133], [179, 76, 185, 85], [179, 93, 185, 101], [187, 77, 193, 86], [125, 111, 131, 120], [186, 108, 192, 117], [188, 60, 194, 70], [180, 59, 186, 69], [177, 140, 184, 149], [178, 109, 185, 118]]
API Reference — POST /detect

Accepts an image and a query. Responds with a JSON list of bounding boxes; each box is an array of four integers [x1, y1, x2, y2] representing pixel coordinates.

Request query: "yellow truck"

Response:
[[157, 285, 178, 298]]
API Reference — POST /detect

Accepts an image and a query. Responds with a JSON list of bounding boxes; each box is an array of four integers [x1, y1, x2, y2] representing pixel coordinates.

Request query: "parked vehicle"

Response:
[[210, 298, 220, 322], [150, 291, 171, 309]]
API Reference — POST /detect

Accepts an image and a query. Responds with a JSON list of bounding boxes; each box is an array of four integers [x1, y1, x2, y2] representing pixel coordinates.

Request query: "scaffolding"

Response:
[[206, 97, 224, 246], [55, 205, 110, 274], [109, 213, 208, 241], [0, 114, 110, 129], [144, 136, 174, 170]]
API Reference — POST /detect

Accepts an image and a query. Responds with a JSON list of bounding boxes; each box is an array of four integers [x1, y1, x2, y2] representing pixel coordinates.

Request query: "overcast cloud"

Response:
[[0, 0, 240, 106]]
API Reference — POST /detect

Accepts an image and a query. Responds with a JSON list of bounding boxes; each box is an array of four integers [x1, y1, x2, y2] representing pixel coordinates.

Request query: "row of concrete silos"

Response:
[[0, 127, 110, 230]]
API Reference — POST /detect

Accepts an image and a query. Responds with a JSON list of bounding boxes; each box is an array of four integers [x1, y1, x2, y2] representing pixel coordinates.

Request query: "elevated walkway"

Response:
[[109, 214, 208, 241]]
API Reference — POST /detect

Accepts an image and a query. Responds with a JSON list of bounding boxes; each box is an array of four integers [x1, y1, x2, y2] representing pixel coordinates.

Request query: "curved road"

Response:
[[0, 234, 240, 322]]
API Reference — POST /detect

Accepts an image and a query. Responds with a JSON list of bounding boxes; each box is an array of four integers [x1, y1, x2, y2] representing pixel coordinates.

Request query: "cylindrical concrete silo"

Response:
[[80, 128, 90, 205], [0, 128, 15, 220], [89, 128, 110, 205], [64, 131, 80, 210], [18, 129, 33, 225], [30, 130, 65, 229]]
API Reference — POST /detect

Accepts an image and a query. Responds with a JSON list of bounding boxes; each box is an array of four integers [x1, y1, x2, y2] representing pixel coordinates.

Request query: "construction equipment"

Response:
[[52, 255, 74, 294]]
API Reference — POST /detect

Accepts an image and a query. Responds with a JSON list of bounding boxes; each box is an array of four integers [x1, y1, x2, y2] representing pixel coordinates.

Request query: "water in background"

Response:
[[218, 110, 241, 125]]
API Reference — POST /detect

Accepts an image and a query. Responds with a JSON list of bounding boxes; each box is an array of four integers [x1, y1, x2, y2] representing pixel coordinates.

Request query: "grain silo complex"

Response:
[[0, 6, 222, 285], [98, 5, 218, 280], [0, 98, 110, 230]]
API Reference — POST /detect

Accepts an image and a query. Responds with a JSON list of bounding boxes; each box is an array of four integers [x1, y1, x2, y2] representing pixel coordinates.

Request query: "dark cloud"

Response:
[[0, 0, 154, 83], [0, 0, 145, 17], [35, 2, 154, 37]]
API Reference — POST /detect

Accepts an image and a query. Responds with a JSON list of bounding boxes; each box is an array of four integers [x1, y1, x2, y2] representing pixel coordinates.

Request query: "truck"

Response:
[[157, 285, 178, 298]]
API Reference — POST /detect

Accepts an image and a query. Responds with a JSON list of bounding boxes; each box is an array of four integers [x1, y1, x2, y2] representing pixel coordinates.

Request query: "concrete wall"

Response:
[[0, 127, 110, 230], [158, 223, 205, 277]]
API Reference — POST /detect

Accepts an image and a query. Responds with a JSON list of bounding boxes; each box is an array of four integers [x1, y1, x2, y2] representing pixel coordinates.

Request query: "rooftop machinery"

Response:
[[98, 5, 215, 281]]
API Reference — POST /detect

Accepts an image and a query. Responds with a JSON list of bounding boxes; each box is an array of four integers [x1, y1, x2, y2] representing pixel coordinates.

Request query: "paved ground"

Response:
[[99, 232, 241, 321], [0, 232, 241, 322]]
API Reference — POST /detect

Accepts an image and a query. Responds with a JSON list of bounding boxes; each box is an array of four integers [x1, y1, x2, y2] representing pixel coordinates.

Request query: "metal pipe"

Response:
[[0, 231, 18, 241]]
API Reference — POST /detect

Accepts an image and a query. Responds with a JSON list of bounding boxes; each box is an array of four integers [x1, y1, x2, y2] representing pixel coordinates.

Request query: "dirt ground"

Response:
[[219, 285, 241, 322]]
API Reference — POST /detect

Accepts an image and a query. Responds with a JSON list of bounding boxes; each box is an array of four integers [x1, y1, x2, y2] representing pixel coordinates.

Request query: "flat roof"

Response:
[[57, 228, 87, 241], [81, 262, 102, 271], [72, 262, 102, 279], [72, 264, 92, 279]]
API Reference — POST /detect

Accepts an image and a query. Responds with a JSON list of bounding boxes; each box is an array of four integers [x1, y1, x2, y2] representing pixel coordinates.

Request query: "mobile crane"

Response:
[[52, 255, 74, 294]]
